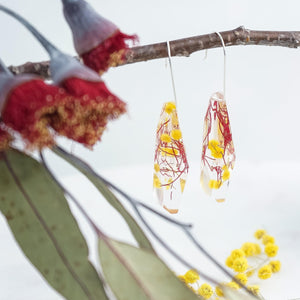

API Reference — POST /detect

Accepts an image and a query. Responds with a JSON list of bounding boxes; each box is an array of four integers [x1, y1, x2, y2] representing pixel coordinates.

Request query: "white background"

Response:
[[0, 0, 300, 299]]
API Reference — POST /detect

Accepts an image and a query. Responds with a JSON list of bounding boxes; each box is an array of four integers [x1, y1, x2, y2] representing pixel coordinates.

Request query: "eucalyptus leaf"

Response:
[[53, 146, 154, 252], [98, 237, 201, 300], [0, 149, 108, 300]]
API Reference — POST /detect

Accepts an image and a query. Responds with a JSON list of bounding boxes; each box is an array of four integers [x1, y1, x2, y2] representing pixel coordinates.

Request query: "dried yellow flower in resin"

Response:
[[153, 102, 189, 214], [200, 92, 235, 202]]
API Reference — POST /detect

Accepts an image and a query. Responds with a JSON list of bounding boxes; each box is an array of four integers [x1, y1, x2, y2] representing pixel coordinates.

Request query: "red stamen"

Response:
[[81, 30, 138, 73]]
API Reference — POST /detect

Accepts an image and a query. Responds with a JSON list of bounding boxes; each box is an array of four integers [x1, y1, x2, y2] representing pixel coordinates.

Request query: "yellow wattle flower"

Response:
[[171, 129, 182, 140], [160, 133, 171, 143], [232, 257, 248, 272], [258, 265, 272, 280], [269, 260, 281, 273], [264, 243, 279, 257], [164, 102, 176, 114], [184, 269, 199, 284], [154, 163, 160, 173], [254, 229, 266, 239], [198, 283, 213, 299]]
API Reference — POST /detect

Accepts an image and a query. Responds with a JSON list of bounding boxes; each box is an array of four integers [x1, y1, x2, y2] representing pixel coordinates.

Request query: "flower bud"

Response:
[[62, 0, 137, 73]]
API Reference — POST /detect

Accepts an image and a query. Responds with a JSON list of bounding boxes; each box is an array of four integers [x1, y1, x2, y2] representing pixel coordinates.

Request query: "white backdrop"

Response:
[[0, 0, 300, 299]]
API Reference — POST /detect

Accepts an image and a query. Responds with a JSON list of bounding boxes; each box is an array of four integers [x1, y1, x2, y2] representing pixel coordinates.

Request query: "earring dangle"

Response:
[[153, 41, 189, 214], [200, 33, 235, 202]]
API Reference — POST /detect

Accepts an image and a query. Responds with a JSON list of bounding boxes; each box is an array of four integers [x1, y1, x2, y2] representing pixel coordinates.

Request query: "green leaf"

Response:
[[98, 237, 201, 300], [53, 146, 154, 252], [0, 149, 108, 300]]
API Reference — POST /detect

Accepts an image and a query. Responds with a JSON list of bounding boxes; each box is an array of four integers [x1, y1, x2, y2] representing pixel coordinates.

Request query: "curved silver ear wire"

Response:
[[166, 41, 178, 105], [215, 32, 227, 99]]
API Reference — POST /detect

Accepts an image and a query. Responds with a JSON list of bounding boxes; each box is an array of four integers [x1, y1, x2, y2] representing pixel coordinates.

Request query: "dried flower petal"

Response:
[[153, 102, 188, 214], [200, 92, 235, 202]]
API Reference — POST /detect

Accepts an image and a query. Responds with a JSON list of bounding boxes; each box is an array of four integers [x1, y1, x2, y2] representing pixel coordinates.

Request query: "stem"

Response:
[[131, 204, 220, 286], [8, 26, 300, 78], [0, 5, 58, 56], [52, 146, 258, 298], [0, 58, 12, 75]]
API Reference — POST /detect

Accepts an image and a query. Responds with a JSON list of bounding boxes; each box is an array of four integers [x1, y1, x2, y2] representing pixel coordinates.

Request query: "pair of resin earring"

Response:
[[153, 34, 235, 214]]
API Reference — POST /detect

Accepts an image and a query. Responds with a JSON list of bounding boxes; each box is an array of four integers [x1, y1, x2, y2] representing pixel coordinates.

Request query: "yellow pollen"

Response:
[[208, 179, 222, 189], [164, 102, 176, 114], [154, 163, 160, 173], [160, 133, 171, 143], [153, 174, 161, 188], [160, 147, 179, 156], [180, 178, 186, 193], [171, 129, 182, 140]]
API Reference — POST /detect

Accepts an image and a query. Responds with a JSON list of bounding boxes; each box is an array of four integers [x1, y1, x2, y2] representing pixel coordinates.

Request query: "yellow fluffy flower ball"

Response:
[[225, 256, 234, 268], [171, 129, 182, 140], [241, 242, 256, 257], [160, 133, 171, 143], [253, 243, 262, 255], [235, 273, 248, 285], [258, 265, 272, 280], [230, 249, 246, 260], [265, 243, 279, 257], [153, 174, 161, 188], [154, 163, 160, 173], [262, 234, 275, 245], [254, 229, 266, 239], [208, 140, 224, 159], [208, 179, 222, 189], [269, 260, 281, 273], [222, 166, 231, 181], [184, 269, 199, 284], [233, 257, 248, 272], [164, 102, 176, 114], [198, 283, 213, 299]]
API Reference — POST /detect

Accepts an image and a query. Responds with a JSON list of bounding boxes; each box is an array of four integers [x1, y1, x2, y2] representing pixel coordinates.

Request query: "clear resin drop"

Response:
[[200, 92, 235, 202], [153, 102, 189, 214]]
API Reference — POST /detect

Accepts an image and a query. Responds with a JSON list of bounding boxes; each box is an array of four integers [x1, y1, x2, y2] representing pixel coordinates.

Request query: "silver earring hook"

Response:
[[166, 41, 178, 105], [215, 32, 227, 100]]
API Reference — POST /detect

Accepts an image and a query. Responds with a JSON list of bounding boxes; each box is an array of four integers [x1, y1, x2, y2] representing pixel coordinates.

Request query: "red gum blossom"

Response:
[[2, 80, 64, 148], [81, 30, 137, 73], [50, 77, 126, 147], [61, 77, 127, 118]]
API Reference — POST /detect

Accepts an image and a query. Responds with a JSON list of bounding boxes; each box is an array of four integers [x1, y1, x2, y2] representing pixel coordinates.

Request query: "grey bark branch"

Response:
[[8, 26, 300, 79]]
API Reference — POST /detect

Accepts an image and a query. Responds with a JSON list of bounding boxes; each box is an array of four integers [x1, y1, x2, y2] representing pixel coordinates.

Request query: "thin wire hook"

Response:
[[215, 32, 227, 100], [166, 41, 178, 105]]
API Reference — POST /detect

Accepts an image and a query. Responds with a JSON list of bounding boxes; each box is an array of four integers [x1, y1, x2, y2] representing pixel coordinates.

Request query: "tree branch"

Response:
[[8, 26, 300, 79]]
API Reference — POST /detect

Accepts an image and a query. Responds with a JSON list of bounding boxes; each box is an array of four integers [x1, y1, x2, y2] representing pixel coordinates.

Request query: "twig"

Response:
[[8, 26, 300, 79]]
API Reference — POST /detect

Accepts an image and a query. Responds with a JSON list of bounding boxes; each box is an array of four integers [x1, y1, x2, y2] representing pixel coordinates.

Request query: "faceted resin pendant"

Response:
[[200, 92, 235, 202], [153, 102, 189, 214]]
